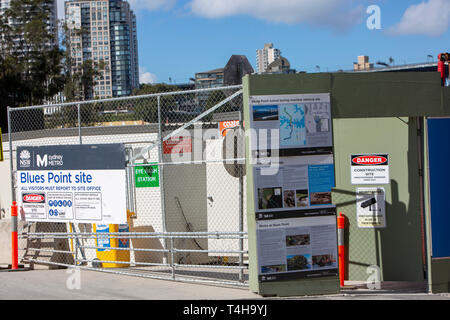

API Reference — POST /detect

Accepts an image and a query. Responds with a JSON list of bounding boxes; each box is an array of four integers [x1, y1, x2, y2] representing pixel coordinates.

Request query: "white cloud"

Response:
[[187, 0, 365, 30], [388, 0, 450, 37], [139, 67, 158, 84]]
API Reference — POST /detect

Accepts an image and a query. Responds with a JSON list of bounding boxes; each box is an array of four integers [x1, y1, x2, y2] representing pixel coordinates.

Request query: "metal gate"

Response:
[[7, 85, 248, 287]]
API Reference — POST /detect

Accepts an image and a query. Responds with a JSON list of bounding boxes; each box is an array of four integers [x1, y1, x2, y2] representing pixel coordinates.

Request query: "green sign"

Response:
[[134, 165, 159, 188]]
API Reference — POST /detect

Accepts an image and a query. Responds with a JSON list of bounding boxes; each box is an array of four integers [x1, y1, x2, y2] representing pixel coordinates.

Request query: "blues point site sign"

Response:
[[16, 144, 127, 224]]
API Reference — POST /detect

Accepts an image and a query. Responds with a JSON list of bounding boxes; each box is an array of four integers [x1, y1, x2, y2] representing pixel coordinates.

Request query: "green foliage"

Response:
[[0, 0, 64, 132], [133, 83, 180, 95], [132, 83, 180, 123], [203, 90, 230, 121], [0, 0, 107, 132]]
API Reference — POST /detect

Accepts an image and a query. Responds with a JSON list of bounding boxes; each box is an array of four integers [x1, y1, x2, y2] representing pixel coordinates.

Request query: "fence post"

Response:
[[7, 106, 16, 203], [170, 237, 175, 280], [8, 107, 19, 270], [74, 230, 78, 266], [157, 95, 168, 264], [238, 107, 245, 283], [77, 104, 82, 145]]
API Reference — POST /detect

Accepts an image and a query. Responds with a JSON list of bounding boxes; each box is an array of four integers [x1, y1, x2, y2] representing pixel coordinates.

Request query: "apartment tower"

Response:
[[256, 43, 281, 74], [65, 0, 139, 99]]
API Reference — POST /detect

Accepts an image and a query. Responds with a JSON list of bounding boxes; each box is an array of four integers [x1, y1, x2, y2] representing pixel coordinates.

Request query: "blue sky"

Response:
[[59, 0, 450, 84]]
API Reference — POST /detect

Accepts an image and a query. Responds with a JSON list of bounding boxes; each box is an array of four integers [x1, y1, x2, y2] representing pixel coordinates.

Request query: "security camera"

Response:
[[361, 197, 376, 209]]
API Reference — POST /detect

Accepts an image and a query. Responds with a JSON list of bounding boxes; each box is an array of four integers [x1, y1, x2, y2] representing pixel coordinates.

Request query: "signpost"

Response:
[[16, 144, 127, 224]]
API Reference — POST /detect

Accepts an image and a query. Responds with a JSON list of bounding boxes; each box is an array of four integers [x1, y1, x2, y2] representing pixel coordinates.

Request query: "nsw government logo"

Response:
[[19, 149, 31, 168]]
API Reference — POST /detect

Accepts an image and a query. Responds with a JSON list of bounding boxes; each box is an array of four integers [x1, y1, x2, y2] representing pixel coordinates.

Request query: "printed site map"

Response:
[[280, 104, 306, 147]]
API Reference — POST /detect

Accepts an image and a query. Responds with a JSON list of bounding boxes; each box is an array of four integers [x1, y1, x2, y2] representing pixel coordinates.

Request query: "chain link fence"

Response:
[[332, 188, 380, 281], [7, 85, 248, 286]]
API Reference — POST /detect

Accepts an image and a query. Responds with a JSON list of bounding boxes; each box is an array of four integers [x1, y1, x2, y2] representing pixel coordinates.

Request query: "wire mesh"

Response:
[[332, 188, 381, 281], [8, 85, 248, 286]]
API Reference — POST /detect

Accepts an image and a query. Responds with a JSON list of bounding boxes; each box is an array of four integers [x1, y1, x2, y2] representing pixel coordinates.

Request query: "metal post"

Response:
[[7, 107, 16, 203], [7, 107, 18, 270], [238, 108, 244, 283], [77, 104, 82, 145], [170, 237, 175, 280], [125, 148, 131, 211], [74, 231, 78, 266], [128, 148, 137, 213], [157, 95, 168, 264], [125, 147, 137, 213]]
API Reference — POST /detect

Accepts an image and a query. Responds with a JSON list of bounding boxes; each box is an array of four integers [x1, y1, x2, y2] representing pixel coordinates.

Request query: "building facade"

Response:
[[256, 43, 280, 74], [265, 56, 296, 74], [65, 0, 139, 99], [0, 0, 58, 51], [353, 55, 374, 71], [194, 68, 224, 90]]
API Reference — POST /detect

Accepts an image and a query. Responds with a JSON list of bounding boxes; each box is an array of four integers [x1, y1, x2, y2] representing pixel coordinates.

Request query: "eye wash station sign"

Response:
[[16, 144, 127, 224]]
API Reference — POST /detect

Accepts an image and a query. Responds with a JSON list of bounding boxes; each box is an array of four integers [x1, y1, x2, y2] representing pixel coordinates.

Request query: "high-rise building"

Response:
[[353, 56, 374, 71], [256, 43, 281, 74], [0, 0, 58, 51], [65, 0, 139, 99]]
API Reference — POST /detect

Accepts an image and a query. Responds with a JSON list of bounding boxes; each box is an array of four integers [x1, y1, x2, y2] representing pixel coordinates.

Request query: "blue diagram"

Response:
[[279, 104, 306, 147]]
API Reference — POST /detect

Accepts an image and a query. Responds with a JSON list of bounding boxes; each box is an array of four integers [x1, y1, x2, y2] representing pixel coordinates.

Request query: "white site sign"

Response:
[[16, 144, 127, 224], [356, 187, 386, 228], [351, 154, 389, 185]]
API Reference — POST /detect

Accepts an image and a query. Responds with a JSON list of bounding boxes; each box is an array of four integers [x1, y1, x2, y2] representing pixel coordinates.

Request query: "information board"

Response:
[[249, 93, 333, 157], [16, 144, 127, 224], [249, 93, 338, 282]]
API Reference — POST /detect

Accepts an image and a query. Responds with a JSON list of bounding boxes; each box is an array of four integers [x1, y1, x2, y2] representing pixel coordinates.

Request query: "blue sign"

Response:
[[427, 118, 450, 258]]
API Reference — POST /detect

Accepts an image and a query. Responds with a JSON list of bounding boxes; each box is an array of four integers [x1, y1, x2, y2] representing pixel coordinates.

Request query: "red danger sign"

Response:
[[352, 155, 388, 166], [23, 193, 45, 203], [350, 154, 390, 185]]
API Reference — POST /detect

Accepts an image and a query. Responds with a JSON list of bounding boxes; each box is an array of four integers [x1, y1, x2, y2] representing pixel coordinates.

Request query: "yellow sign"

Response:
[[0, 128, 3, 162]]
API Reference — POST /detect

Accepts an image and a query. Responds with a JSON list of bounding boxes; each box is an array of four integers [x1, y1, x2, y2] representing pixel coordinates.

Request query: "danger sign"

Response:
[[351, 154, 390, 185]]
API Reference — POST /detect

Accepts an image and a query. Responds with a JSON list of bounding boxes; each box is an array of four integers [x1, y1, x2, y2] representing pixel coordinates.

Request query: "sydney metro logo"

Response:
[[352, 155, 388, 166]]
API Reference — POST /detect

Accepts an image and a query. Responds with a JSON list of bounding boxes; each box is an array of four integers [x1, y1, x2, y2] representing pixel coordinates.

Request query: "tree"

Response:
[[132, 83, 180, 123], [203, 90, 231, 121], [0, 0, 65, 132]]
